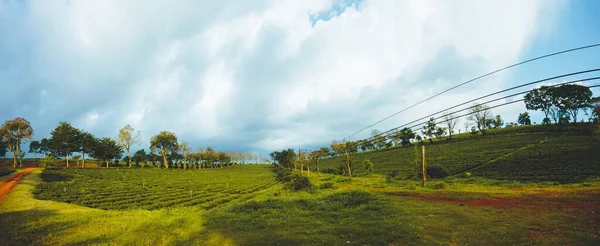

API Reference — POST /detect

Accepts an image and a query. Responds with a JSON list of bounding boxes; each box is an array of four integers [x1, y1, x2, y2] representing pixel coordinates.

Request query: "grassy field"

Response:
[[1, 166, 599, 245], [320, 124, 600, 183]]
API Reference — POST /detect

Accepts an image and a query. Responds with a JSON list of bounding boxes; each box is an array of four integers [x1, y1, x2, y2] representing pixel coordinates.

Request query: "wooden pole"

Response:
[[422, 145, 426, 188]]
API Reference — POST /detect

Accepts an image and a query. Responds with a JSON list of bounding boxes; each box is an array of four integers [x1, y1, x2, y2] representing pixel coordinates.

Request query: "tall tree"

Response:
[[443, 112, 459, 139], [468, 103, 493, 135], [517, 112, 531, 125], [422, 117, 437, 143], [554, 84, 593, 123], [524, 86, 556, 123], [179, 141, 191, 169], [49, 122, 79, 168], [133, 149, 146, 167], [29, 140, 42, 157], [92, 137, 122, 168], [150, 131, 178, 168], [398, 127, 416, 146], [0, 117, 34, 168], [78, 131, 96, 168], [117, 124, 141, 168]]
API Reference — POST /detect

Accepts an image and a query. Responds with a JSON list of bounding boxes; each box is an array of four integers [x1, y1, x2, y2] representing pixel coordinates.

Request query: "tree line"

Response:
[[270, 83, 600, 176], [0, 120, 269, 169]]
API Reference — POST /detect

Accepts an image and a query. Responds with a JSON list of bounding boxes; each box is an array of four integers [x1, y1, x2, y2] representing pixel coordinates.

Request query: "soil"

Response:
[[0, 168, 37, 203]]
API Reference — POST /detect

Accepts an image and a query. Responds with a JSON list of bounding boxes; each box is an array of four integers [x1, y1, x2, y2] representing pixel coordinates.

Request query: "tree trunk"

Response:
[[163, 153, 168, 169], [345, 151, 352, 177], [128, 150, 131, 168], [422, 146, 426, 188], [316, 158, 320, 177], [106, 161, 109, 168], [13, 143, 19, 168], [82, 152, 85, 168], [66, 152, 69, 168]]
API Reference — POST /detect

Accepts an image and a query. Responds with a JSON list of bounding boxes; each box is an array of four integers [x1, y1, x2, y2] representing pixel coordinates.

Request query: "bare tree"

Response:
[[443, 112, 459, 139], [117, 124, 141, 168], [468, 103, 493, 135]]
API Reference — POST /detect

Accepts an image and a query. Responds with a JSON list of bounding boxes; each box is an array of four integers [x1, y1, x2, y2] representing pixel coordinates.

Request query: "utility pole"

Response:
[[422, 145, 426, 188]]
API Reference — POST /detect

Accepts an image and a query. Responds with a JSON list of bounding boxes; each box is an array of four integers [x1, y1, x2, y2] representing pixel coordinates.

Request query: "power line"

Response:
[[365, 73, 600, 141], [345, 43, 600, 140], [360, 81, 600, 144]]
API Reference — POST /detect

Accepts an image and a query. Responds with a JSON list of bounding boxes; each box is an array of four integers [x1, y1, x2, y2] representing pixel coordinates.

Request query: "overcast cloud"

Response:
[[0, 0, 568, 154]]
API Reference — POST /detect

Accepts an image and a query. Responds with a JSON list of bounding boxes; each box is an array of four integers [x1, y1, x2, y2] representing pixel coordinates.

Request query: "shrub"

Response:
[[284, 174, 313, 192], [319, 182, 337, 189], [362, 159, 374, 175], [321, 167, 339, 174], [323, 190, 377, 208], [39, 155, 57, 169], [464, 172, 472, 178], [432, 182, 448, 189], [426, 166, 449, 178]]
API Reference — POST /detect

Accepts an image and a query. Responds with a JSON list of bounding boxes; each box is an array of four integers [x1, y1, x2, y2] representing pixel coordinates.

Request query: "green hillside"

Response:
[[320, 124, 600, 183]]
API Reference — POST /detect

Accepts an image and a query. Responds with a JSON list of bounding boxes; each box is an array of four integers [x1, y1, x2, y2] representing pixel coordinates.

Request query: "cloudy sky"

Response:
[[2, 0, 600, 155]]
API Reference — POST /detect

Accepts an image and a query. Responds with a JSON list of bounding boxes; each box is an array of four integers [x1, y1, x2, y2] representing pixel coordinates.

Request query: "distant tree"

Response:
[[29, 140, 42, 157], [133, 149, 146, 167], [592, 97, 600, 124], [117, 124, 141, 168], [0, 117, 34, 168], [48, 122, 80, 168], [0, 141, 6, 157], [468, 103, 493, 134], [92, 137, 122, 168], [434, 126, 446, 139], [443, 112, 459, 139], [150, 131, 178, 168], [371, 129, 387, 149], [398, 127, 416, 146], [493, 115, 504, 129], [178, 141, 191, 169], [517, 112, 532, 125], [554, 84, 593, 123], [205, 147, 216, 168], [422, 117, 437, 143], [524, 86, 556, 122], [78, 131, 96, 168]]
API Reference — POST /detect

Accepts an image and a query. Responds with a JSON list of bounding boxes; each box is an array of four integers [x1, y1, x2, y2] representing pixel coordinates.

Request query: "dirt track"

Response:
[[0, 168, 37, 203]]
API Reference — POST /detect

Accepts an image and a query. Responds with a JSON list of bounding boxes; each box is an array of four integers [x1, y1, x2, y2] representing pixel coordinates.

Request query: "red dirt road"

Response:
[[0, 168, 37, 203]]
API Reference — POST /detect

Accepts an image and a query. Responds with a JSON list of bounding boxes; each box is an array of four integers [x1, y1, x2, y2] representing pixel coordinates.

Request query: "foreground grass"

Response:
[[1, 169, 598, 245]]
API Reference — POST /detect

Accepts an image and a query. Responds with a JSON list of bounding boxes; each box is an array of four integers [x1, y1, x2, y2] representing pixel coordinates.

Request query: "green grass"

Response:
[[320, 124, 600, 183], [33, 166, 278, 210], [2, 168, 598, 245]]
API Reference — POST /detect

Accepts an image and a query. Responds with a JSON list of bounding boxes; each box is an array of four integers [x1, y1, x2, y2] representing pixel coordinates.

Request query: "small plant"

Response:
[[284, 174, 313, 192], [39, 155, 57, 169], [319, 182, 337, 189], [362, 159, 374, 175], [432, 182, 448, 189], [464, 172, 472, 178]]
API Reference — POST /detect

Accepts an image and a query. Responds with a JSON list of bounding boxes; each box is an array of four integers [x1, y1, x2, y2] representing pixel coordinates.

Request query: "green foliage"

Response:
[[464, 172, 472, 178], [49, 122, 80, 160], [432, 182, 448, 189], [0, 168, 15, 177], [362, 159, 374, 174], [150, 131, 178, 168], [518, 112, 532, 125], [284, 174, 313, 192], [33, 165, 277, 210], [38, 155, 57, 169], [427, 165, 449, 178], [318, 182, 337, 189], [320, 125, 599, 183]]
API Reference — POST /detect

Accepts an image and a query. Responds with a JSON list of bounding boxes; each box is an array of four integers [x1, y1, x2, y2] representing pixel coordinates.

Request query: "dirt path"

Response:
[[0, 168, 37, 203]]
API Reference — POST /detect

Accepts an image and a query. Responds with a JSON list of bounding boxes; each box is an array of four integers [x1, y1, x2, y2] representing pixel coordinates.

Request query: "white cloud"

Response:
[[0, 0, 566, 153]]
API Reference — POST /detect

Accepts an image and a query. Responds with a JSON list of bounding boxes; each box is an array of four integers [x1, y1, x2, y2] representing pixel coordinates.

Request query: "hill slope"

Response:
[[320, 124, 600, 183]]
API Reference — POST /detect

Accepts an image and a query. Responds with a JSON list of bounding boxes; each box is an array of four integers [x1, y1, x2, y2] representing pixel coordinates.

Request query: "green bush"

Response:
[[432, 182, 448, 189], [427, 166, 449, 178], [319, 182, 337, 189], [284, 174, 313, 192], [39, 155, 57, 169]]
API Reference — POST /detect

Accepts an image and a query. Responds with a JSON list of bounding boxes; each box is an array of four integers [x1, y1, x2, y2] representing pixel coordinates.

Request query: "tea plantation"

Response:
[[33, 165, 278, 210], [320, 124, 600, 183]]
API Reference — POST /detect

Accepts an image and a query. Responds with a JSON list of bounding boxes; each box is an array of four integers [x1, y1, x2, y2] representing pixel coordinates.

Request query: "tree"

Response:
[[49, 122, 79, 168], [117, 124, 141, 168], [92, 137, 122, 168], [0, 117, 34, 168], [362, 159, 374, 175], [524, 86, 555, 121], [29, 140, 42, 157], [422, 117, 437, 143], [492, 115, 504, 129], [371, 129, 386, 149], [178, 141, 191, 169], [78, 131, 96, 168], [0, 140, 6, 157], [468, 103, 493, 134], [311, 147, 329, 177], [443, 112, 459, 139], [591, 97, 600, 124], [554, 84, 593, 123], [150, 131, 178, 168], [133, 149, 146, 167], [517, 112, 531, 125], [398, 127, 416, 146]]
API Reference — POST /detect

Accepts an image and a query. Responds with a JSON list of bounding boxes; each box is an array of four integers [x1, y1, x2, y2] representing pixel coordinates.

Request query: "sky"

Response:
[[1, 0, 599, 156]]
